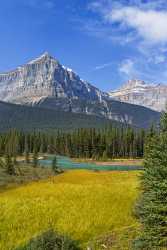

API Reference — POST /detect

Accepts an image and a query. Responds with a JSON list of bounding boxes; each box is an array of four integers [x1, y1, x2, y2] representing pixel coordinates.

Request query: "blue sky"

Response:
[[1, 0, 167, 91]]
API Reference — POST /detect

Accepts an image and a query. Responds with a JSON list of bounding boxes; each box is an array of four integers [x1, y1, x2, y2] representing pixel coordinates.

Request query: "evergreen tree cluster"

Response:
[[0, 126, 147, 161], [55, 127, 146, 159]]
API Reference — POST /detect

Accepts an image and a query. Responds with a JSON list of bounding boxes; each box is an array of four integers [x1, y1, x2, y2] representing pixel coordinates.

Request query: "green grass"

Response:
[[0, 170, 140, 249]]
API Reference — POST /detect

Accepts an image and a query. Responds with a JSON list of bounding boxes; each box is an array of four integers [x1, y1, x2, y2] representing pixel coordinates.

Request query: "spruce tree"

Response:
[[135, 112, 167, 249], [25, 150, 30, 164], [5, 154, 15, 175], [24, 136, 30, 164], [102, 150, 108, 161], [33, 147, 38, 168], [52, 156, 58, 173], [13, 155, 17, 165]]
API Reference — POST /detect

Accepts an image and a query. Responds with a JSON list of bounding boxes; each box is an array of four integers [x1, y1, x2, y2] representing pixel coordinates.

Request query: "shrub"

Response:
[[15, 230, 80, 250]]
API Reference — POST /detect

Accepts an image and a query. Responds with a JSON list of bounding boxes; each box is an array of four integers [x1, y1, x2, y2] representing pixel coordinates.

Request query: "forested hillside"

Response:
[[0, 100, 160, 132], [0, 101, 118, 132], [38, 97, 161, 128]]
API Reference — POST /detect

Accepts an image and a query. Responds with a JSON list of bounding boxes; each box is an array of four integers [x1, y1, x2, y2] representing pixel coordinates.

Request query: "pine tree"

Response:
[[102, 150, 107, 161], [135, 113, 167, 249], [24, 136, 30, 164], [25, 150, 30, 164], [52, 156, 58, 173], [33, 145, 38, 168], [5, 154, 15, 175], [13, 155, 17, 165]]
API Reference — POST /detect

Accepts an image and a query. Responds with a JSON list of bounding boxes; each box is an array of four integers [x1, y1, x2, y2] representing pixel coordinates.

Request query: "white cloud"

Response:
[[118, 56, 167, 83], [108, 7, 167, 45], [153, 55, 166, 64], [119, 59, 137, 78], [87, 1, 167, 83], [89, 1, 167, 45], [93, 62, 113, 71]]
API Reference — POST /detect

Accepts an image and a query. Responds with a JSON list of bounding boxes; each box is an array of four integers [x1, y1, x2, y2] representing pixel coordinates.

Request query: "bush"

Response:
[[15, 230, 80, 250]]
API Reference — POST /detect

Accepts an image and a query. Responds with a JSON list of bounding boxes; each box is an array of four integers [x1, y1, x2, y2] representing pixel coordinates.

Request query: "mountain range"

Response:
[[0, 53, 161, 130], [109, 79, 167, 112]]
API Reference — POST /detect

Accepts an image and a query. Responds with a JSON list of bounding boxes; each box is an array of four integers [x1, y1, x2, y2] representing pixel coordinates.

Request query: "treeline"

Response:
[[0, 126, 155, 161], [54, 127, 146, 159]]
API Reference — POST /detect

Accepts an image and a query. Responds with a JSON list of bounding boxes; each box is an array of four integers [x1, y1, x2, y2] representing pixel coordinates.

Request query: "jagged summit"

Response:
[[42, 51, 51, 57], [27, 52, 77, 76], [120, 79, 146, 89], [109, 79, 167, 111], [28, 51, 57, 64], [0, 52, 58, 76], [110, 80, 148, 96], [0, 52, 103, 106]]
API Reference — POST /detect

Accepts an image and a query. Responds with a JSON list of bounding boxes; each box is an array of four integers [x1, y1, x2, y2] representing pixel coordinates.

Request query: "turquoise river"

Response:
[[39, 155, 142, 171]]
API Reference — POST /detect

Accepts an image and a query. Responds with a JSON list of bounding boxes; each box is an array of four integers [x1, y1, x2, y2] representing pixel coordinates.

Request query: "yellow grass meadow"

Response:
[[0, 170, 140, 250]]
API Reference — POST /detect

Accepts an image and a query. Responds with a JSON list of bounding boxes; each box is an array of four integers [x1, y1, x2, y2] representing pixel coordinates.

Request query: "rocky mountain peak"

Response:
[[120, 79, 147, 90], [0, 54, 161, 128], [27, 51, 58, 65], [109, 79, 167, 111], [0, 52, 105, 105]]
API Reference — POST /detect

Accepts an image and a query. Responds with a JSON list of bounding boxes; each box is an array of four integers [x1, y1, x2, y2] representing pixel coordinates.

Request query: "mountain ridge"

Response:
[[109, 79, 167, 112], [0, 52, 106, 105], [0, 53, 161, 128], [0, 100, 118, 132], [0, 100, 161, 131]]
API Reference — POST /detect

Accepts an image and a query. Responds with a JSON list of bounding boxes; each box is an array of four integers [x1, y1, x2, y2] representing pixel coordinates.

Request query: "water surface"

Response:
[[39, 155, 142, 171]]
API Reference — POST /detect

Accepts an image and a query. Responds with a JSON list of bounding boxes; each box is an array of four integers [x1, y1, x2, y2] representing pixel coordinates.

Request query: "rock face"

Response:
[[0, 52, 105, 104], [0, 53, 161, 128], [109, 79, 167, 112]]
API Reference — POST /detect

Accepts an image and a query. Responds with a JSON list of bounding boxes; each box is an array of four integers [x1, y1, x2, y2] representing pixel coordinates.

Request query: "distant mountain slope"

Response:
[[0, 101, 160, 132], [0, 53, 160, 127], [35, 97, 160, 128], [0, 101, 119, 132], [109, 79, 167, 112]]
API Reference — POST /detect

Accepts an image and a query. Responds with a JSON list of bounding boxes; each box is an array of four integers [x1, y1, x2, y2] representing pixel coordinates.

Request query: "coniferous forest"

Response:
[[0, 126, 149, 161]]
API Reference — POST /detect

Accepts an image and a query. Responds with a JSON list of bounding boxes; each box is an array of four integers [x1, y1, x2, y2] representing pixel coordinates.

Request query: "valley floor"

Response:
[[0, 170, 141, 249]]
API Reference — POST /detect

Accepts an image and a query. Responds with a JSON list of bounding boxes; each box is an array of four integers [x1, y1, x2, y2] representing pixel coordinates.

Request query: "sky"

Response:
[[1, 0, 167, 91]]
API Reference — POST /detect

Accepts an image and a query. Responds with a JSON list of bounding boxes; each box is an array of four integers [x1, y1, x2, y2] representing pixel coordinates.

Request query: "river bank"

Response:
[[73, 158, 143, 166]]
